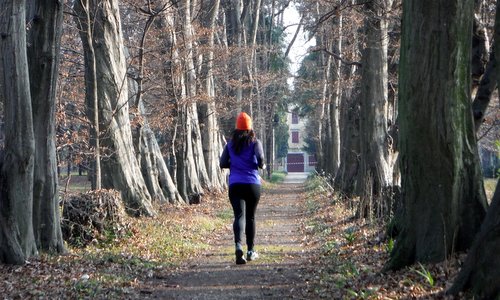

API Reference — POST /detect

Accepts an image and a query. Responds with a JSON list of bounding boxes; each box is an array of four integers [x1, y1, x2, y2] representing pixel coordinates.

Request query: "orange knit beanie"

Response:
[[236, 112, 252, 130]]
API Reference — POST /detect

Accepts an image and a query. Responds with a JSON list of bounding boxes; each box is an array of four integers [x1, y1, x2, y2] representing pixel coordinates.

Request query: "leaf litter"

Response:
[[0, 181, 475, 299]]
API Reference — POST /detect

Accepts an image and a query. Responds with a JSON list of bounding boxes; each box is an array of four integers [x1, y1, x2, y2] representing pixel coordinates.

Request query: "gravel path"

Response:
[[141, 180, 314, 299]]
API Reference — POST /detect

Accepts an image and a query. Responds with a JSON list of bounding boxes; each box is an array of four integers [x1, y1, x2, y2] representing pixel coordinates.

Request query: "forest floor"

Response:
[[0, 174, 493, 299]]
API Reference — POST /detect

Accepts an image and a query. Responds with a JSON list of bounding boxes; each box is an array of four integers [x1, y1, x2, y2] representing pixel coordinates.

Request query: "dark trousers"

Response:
[[228, 183, 261, 251]]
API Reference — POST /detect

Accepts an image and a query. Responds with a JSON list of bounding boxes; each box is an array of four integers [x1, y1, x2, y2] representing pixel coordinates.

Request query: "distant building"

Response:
[[285, 108, 316, 173]]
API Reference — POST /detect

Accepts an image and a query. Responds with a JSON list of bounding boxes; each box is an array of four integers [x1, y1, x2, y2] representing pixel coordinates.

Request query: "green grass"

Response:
[[413, 263, 435, 287], [64, 202, 231, 298], [59, 175, 91, 193], [218, 244, 303, 264], [269, 171, 287, 183], [216, 207, 234, 221]]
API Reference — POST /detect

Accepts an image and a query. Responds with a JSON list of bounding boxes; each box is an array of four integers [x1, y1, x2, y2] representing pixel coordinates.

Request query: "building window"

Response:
[[292, 113, 299, 124], [292, 131, 299, 143]]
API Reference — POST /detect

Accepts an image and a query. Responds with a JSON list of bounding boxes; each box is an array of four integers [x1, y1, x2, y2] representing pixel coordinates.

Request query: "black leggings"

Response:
[[228, 183, 261, 251]]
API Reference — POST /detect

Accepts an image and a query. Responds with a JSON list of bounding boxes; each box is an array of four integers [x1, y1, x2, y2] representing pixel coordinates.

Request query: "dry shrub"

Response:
[[61, 189, 128, 247]]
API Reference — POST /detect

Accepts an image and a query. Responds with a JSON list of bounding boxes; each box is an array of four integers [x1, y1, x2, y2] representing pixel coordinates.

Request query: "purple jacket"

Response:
[[219, 140, 265, 186]]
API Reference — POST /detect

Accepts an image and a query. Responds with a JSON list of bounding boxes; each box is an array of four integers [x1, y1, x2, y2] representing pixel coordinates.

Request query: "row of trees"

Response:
[[0, 0, 293, 264], [293, 0, 498, 297], [1, 0, 498, 297]]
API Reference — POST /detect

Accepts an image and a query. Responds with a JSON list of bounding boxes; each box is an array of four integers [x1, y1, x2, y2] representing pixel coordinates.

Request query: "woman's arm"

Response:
[[219, 144, 230, 168], [254, 140, 266, 169]]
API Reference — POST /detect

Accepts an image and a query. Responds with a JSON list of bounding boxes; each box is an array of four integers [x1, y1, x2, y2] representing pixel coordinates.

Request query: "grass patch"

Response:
[[269, 171, 287, 183], [219, 243, 303, 265], [216, 207, 233, 221], [58, 193, 231, 298]]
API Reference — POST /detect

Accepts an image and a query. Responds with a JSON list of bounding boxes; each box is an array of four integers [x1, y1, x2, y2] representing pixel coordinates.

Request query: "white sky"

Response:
[[283, 3, 315, 84]]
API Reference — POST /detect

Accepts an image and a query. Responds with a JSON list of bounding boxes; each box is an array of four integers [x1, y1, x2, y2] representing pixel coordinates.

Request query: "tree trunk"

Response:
[[26, 0, 66, 254], [334, 6, 361, 196], [73, 0, 101, 190], [472, 48, 496, 131], [328, 13, 343, 176], [334, 86, 361, 197], [199, 0, 226, 191], [76, 0, 154, 216], [386, 0, 488, 270], [128, 8, 183, 204], [447, 3, 500, 297], [448, 180, 500, 299], [177, 0, 209, 198], [357, 0, 395, 220], [0, 0, 38, 264], [316, 27, 330, 172], [137, 117, 183, 204]]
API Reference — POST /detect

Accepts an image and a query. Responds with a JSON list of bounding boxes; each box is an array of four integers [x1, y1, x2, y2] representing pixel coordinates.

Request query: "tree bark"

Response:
[[0, 0, 38, 264], [334, 3, 361, 196], [328, 13, 342, 176], [386, 0, 488, 270], [75, 0, 154, 216], [26, 0, 66, 254], [334, 85, 361, 196], [73, 0, 101, 190], [472, 48, 496, 131], [128, 6, 183, 204], [448, 180, 500, 299], [358, 0, 395, 220], [447, 3, 500, 297], [199, 0, 226, 191], [178, 0, 209, 197]]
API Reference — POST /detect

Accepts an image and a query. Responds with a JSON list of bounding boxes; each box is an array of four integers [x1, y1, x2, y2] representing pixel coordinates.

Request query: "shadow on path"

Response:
[[140, 183, 314, 299]]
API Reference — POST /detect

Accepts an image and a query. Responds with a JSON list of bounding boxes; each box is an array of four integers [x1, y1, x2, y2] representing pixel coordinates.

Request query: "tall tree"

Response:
[[181, 0, 212, 191], [447, 2, 500, 298], [172, 0, 207, 200], [0, 0, 38, 264], [386, 0, 488, 270], [127, 3, 183, 204], [74, 0, 155, 215], [199, 0, 227, 191], [357, 0, 395, 219], [26, 0, 66, 253], [73, 0, 102, 190]]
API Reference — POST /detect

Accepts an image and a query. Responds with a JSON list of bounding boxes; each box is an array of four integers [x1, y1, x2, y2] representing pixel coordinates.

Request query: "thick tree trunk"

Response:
[[128, 8, 183, 204], [334, 10, 361, 196], [177, 0, 211, 200], [448, 180, 500, 299], [358, 0, 395, 220], [129, 80, 183, 204], [199, 0, 226, 191], [26, 0, 66, 254], [76, 0, 154, 216], [136, 119, 183, 204], [0, 0, 38, 264], [386, 0, 488, 270], [334, 86, 361, 196], [447, 3, 500, 297]]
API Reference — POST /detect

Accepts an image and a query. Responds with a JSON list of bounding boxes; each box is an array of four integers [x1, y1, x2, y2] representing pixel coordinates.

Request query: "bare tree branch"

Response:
[[284, 16, 304, 58], [313, 47, 362, 67]]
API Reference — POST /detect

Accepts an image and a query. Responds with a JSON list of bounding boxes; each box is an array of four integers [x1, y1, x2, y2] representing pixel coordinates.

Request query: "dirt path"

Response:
[[140, 182, 315, 299]]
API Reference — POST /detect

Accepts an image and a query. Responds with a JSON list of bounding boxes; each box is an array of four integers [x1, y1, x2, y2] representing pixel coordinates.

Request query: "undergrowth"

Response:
[[269, 171, 287, 184], [301, 173, 465, 299], [48, 192, 230, 298]]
